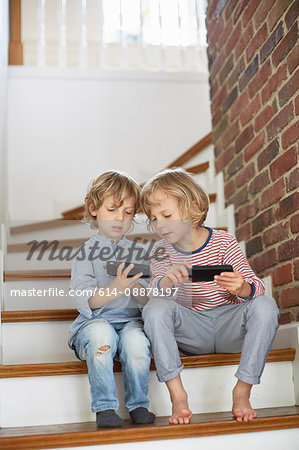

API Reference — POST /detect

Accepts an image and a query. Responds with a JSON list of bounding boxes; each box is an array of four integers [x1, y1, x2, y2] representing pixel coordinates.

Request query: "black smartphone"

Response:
[[188, 265, 233, 282], [106, 261, 151, 278]]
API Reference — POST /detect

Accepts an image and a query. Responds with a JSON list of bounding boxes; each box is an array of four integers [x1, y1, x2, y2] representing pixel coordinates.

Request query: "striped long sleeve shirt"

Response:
[[149, 227, 265, 311]]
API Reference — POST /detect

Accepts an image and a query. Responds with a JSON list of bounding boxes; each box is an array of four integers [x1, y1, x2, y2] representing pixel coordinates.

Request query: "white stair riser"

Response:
[[2, 322, 77, 364], [1, 320, 293, 364], [4, 279, 73, 310], [0, 362, 295, 427], [49, 429, 299, 450]]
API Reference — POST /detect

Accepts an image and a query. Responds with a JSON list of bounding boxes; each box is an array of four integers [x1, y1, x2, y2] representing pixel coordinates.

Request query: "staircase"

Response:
[[0, 134, 298, 449]]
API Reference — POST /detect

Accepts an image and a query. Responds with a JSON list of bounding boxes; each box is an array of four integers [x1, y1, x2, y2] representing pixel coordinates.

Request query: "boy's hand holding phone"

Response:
[[111, 262, 143, 294], [214, 268, 253, 297]]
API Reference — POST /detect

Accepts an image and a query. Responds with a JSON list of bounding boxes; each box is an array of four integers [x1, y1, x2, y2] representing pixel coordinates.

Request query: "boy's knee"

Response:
[[249, 295, 280, 324], [142, 297, 175, 322], [96, 345, 111, 354]]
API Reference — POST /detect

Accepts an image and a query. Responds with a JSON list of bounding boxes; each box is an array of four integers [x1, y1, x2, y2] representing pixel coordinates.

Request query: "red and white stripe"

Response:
[[149, 229, 265, 311]]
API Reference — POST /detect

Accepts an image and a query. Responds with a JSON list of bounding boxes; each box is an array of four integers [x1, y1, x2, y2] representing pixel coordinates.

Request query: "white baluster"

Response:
[[139, 0, 146, 68], [119, 0, 127, 68], [37, 0, 46, 66], [195, 0, 207, 72], [79, 0, 88, 68], [58, 0, 67, 67], [177, 0, 185, 71], [98, 0, 106, 68], [158, 0, 165, 70]]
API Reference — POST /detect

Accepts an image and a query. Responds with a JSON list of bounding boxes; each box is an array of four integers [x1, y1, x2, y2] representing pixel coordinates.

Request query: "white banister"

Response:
[[139, 0, 146, 68], [119, 0, 127, 68], [195, 0, 207, 72], [37, 0, 46, 66], [79, 0, 88, 68], [98, 0, 106, 68], [177, 0, 185, 71], [58, 0, 67, 67], [158, 0, 165, 70]]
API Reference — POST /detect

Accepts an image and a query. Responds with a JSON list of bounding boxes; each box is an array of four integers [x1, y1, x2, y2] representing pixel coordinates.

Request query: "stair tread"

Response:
[[0, 406, 298, 449], [0, 349, 295, 378]]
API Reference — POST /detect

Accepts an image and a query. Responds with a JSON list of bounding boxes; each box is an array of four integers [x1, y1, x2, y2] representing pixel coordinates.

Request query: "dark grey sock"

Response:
[[129, 407, 155, 424], [96, 410, 123, 428]]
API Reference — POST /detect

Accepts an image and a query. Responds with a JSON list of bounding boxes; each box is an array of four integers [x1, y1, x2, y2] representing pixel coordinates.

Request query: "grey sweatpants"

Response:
[[142, 295, 280, 385]]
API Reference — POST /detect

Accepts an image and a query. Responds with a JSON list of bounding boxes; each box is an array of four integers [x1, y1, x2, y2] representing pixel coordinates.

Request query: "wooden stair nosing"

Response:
[[0, 406, 298, 449], [167, 132, 213, 168], [1, 309, 79, 322], [185, 161, 210, 174], [0, 349, 295, 379], [4, 269, 71, 281], [10, 219, 78, 235]]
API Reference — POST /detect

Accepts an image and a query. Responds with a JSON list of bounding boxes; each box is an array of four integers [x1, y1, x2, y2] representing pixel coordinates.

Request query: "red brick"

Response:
[[278, 311, 294, 325], [207, 0, 218, 20], [257, 138, 279, 171], [252, 208, 275, 234], [261, 178, 285, 209], [270, 147, 298, 181], [266, 102, 294, 141], [232, 185, 249, 207], [224, 179, 235, 199], [219, 14, 234, 45], [228, 56, 245, 90], [260, 21, 284, 63], [285, 0, 299, 29], [279, 237, 299, 261], [209, 17, 225, 49], [215, 146, 235, 173], [236, 163, 255, 188], [226, 153, 243, 179], [233, 0, 248, 23], [239, 55, 259, 91], [212, 84, 227, 114], [278, 69, 299, 107], [211, 48, 226, 80], [286, 166, 299, 192], [240, 93, 261, 126], [230, 90, 249, 122], [248, 60, 272, 98], [222, 121, 240, 149], [276, 192, 299, 221], [226, 22, 242, 57], [242, 0, 260, 27], [290, 214, 299, 233], [282, 123, 299, 149], [214, 115, 229, 143], [287, 43, 299, 74], [295, 94, 299, 115], [219, 54, 234, 85], [253, 248, 276, 273], [212, 107, 222, 128], [254, 103, 276, 132], [280, 286, 299, 308], [272, 22, 298, 67], [263, 222, 289, 247], [244, 131, 265, 161], [294, 260, 299, 281], [249, 169, 270, 195], [238, 199, 259, 225], [253, 0, 275, 30], [268, 0, 292, 31], [261, 64, 287, 103], [246, 24, 267, 63], [235, 223, 251, 242], [225, 0, 240, 21], [235, 124, 254, 154], [272, 264, 293, 287], [235, 23, 254, 61]]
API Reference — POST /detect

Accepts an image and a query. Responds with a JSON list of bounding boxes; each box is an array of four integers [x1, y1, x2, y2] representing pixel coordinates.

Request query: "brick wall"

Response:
[[206, 0, 299, 324]]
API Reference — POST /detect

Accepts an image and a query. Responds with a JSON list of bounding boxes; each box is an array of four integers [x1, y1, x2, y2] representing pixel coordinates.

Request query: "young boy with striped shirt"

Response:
[[139, 168, 279, 425]]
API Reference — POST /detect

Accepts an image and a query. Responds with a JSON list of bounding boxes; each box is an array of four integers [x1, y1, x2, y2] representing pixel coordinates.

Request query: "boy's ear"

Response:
[[88, 203, 96, 217]]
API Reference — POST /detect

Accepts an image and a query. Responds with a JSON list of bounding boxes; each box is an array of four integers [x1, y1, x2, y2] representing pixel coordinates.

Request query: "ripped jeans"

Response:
[[73, 319, 152, 413]]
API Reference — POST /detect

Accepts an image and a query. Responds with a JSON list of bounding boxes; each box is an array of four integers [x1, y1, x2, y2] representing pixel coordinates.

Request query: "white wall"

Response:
[[6, 67, 212, 221], [0, 0, 9, 223]]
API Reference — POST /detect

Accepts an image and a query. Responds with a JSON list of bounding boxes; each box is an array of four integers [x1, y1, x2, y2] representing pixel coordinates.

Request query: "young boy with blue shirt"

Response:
[[68, 170, 155, 428]]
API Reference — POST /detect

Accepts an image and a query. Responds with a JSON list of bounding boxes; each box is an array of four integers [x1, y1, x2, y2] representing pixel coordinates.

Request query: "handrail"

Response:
[[9, 0, 23, 65], [62, 132, 213, 219]]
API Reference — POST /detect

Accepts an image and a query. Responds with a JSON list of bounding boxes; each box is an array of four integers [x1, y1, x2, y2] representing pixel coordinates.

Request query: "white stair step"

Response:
[[3, 279, 74, 310], [0, 356, 295, 427]]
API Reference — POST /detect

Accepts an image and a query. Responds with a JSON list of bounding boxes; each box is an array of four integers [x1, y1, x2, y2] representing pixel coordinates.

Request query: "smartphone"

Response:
[[106, 261, 151, 278], [189, 265, 233, 282]]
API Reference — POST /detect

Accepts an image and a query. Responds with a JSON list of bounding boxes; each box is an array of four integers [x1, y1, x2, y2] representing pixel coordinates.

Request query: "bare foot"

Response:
[[169, 396, 192, 425], [232, 382, 257, 422]]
